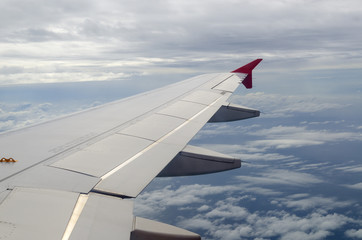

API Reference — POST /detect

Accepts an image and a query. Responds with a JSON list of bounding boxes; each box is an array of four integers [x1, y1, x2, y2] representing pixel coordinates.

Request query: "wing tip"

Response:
[[231, 58, 263, 74], [231, 59, 263, 89]]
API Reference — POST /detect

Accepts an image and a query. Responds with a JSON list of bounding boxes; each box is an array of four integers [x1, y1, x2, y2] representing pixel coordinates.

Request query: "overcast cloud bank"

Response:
[[1, 0, 362, 85]]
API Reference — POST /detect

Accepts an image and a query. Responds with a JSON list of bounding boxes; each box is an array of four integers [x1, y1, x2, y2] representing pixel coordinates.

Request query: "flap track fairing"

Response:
[[157, 145, 241, 177], [208, 103, 260, 123]]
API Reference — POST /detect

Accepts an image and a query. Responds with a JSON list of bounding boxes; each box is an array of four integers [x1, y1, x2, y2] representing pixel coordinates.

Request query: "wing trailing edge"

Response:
[[231, 58, 263, 89]]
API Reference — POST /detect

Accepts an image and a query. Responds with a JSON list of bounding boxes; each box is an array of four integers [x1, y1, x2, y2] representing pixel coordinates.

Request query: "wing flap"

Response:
[[69, 193, 134, 240], [51, 135, 153, 177], [93, 141, 182, 197], [0, 187, 79, 240]]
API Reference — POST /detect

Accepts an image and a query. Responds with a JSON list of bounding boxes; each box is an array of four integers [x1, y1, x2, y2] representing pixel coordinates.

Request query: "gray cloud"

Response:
[[1, 0, 362, 84], [344, 183, 362, 190], [345, 229, 362, 239], [337, 165, 362, 173]]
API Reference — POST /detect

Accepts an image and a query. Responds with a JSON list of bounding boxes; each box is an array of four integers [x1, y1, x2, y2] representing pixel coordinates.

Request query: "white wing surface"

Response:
[[0, 59, 262, 239]]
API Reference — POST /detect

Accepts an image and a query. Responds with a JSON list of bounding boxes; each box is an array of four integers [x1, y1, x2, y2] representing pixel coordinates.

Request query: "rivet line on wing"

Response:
[[99, 95, 224, 181]]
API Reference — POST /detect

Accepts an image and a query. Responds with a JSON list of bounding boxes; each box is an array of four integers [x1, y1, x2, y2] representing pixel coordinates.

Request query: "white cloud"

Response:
[[134, 184, 240, 217], [246, 125, 362, 150], [178, 217, 214, 231], [242, 212, 350, 240], [236, 169, 323, 186], [249, 139, 324, 149], [240, 186, 282, 196], [196, 99, 361, 153], [336, 165, 362, 173], [198, 143, 297, 161], [134, 173, 359, 240], [278, 196, 353, 211], [231, 92, 347, 117], [197, 205, 210, 212], [0, 102, 85, 132], [205, 203, 249, 220], [178, 207, 352, 240], [345, 229, 362, 238], [344, 183, 362, 190], [0, 103, 53, 132]]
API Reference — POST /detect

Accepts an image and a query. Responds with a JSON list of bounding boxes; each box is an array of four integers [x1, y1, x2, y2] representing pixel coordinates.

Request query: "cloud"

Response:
[[344, 183, 362, 190], [134, 179, 360, 239], [275, 195, 353, 211], [345, 229, 362, 239], [1, 0, 362, 84], [231, 92, 347, 118], [134, 176, 352, 239], [240, 186, 282, 196], [197, 143, 297, 162], [0, 102, 51, 132], [195, 93, 362, 154], [205, 202, 249, 220], [134, 184, 240, 217], [197, 205, 210, 212], [337, 166, 362, 173], [178, 206, 352, 240], [0, 102, 71, 132], [246, 125, 362, 150], [236, 169, 323, 187], [178, 217, 214, 231]]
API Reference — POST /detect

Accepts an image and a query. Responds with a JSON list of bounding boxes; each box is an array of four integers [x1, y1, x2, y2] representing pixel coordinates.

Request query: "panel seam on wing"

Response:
[[211, 74, 235, 89], [154, 112, 189, 120]]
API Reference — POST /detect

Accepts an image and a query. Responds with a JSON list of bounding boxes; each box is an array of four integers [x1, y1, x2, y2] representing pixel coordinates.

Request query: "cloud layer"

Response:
[[1, 0, 362, 84], [135, 181, 358, 240]]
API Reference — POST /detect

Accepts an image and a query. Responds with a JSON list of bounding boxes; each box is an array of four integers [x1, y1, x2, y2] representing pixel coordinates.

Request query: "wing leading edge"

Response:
[[0, 59, 262, 239]]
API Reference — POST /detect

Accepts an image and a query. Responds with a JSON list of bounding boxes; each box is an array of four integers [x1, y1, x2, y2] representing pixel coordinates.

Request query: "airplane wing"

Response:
[[0, 59, 262, 240]]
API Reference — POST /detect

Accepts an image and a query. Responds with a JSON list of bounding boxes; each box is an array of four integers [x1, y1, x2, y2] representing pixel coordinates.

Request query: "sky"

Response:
[[1, 0, 362, 239]]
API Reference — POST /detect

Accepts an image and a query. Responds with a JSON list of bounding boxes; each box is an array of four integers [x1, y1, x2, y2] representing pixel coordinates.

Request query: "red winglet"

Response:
[[231, 59, 262, 89]]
